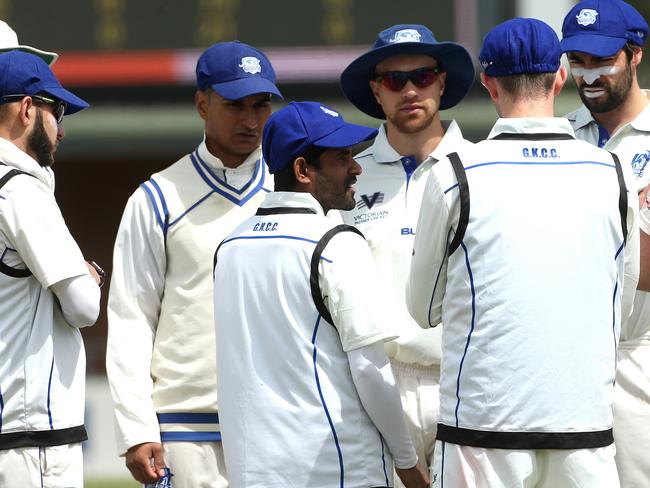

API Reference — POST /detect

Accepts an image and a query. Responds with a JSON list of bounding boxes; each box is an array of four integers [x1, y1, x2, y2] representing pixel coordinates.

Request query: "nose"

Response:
[[241, 107, 258, 129], [350, 158, 362, 176], [56, 122, 65, 140]]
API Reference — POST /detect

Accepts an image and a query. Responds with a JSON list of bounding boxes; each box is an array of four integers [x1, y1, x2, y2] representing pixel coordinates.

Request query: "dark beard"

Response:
[[27, 110, 55, 167], [578, 62, 633, 114]]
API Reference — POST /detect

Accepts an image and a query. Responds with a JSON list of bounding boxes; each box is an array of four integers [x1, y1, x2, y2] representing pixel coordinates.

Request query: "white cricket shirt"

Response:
[[407, 117, 639, 449]]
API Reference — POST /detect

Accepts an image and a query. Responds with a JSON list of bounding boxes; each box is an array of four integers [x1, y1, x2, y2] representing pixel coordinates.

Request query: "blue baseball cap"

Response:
[[561, 0, 648, 57], [479, 18, 562, 77], [262, 101, 378, 174], [196, 41, 282, 100], [340, 24, 475, 118], [0, 51, 88, 114]]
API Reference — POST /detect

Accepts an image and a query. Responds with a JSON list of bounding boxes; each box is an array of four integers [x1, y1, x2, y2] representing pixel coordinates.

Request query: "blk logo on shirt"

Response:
[[357, 191, 384, 210]]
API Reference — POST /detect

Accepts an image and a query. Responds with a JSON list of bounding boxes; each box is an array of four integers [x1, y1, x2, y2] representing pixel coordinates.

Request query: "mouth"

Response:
[[400, 104, 423, 114], [582, 87, 607, 99]]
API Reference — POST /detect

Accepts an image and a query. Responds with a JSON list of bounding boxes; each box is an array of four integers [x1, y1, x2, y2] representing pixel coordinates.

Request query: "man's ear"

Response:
[[439, 71, 447, 97], [554, 66, 568, 96], [370, 79, 382, 105], [17, 97, 35, 127], [294, 157, 311, 185], [195, 89, 209, 121], [480, 72, 499, 103]]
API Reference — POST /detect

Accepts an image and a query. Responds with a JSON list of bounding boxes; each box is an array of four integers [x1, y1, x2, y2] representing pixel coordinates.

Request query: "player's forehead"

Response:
[[375, 54, 438, 73], [566, 50, 621, 64]]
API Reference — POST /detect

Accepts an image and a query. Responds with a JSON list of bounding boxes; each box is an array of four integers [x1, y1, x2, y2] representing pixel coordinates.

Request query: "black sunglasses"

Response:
[[0, 94, 66, 124], [374, 67, 443, 91]]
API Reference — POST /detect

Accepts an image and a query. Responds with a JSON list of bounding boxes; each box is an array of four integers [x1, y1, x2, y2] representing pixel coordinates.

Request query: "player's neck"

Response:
[[592, 85, 649, 137], [385, 116, 446, 164]]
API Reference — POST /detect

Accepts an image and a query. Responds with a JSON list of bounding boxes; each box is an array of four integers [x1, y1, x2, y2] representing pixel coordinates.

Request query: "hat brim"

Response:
[[340, 41, 475, 119], [313, 123, 378, 149], [40, 85, 90, 115], [211, 77, 283, 100], [0, 45, 58, 66], [560, 34, 627, 58]]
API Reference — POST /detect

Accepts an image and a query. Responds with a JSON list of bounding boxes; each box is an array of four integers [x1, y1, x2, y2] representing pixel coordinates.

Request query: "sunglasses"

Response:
[[0, 94, 67, 124], [374, 67, 443, 91]]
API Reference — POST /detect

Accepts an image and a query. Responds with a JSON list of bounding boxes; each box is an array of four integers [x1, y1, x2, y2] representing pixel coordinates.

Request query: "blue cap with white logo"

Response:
[[340, 24, 475, 118], [479, 18, 562, 77], [262, 101, 378, 174], [196, 41, 283, 100], [0, 50, 88, 114], [561, 0, 648, 57]]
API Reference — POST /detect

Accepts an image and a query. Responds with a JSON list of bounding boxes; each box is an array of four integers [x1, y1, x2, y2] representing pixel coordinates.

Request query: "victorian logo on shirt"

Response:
[[357, 191, 384, 210], [239, 57, 262, 74], [632, 150, 650, 178]]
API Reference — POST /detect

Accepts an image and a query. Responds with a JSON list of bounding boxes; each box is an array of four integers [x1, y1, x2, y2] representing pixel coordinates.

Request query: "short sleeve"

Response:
[[0, 177, 87, 287], [319, 230, 398, 352]]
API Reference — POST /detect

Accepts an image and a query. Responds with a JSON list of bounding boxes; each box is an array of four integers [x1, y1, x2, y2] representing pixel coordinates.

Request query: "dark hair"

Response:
[[273, 145, 327, 191], [496, 72, 556, 99]]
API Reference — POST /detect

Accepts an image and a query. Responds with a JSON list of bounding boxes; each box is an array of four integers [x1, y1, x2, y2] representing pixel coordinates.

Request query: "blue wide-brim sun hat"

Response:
[[340, 24, 475, 119]]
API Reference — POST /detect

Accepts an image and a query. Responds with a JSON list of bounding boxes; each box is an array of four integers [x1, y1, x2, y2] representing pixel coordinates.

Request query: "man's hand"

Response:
[[396, 462, 430, 488], [125, 442, 166, 484], [85, 260, 105, 287]]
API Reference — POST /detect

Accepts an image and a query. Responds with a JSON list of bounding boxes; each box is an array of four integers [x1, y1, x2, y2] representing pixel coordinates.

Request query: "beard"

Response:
[[578, 62, 633, 114], [27, 110, 56, 167], [313, 172, 357, 212], [387, 105, 436, 134]]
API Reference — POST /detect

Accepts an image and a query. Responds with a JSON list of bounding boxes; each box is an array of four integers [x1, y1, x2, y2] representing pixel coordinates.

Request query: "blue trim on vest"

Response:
[[190, 153, 265, 207], [157, 413, 219, 424], [46, 357, 54, 430], [194, 151, 261, 196], [428, 228, 454, 328], [149, 179, 170, 236], [455, 241, 477, 428], [160, 431, 222, 442], [168, 191, 215, 227], [221, 234, 334, 263], [466, 160, 616, 171], [380, 435, 389, 486], [311, 314, 344, 488], [222, 234, 318, 246], [0, 195, 5, 200], [140, 183, 165, 234]]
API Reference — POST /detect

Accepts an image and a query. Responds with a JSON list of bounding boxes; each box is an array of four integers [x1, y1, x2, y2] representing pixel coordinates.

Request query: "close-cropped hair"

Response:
[[496, 72, 556, 99], [273, 145, 327, 191]]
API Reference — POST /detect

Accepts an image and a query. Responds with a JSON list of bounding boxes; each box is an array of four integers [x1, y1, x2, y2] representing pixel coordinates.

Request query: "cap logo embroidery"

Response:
[[239, 57, 262, 74], [320, 106, 339, 117], [390, 29, 421, 43], [480, 60, 491, 68], [576, 9, 598, 26]]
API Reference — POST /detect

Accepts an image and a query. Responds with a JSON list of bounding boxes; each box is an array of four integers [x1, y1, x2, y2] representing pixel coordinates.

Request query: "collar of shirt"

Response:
[[260, 191, 326, 216], [370, 120, 463, 165], [0, 136, 54, 190], [196, 136, 262, 172], [488, 117, 576, 139]]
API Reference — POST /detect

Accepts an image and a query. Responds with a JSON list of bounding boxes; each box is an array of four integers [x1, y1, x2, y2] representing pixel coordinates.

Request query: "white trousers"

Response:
[[613, 340, 650, 488], [0, 443, 83, 488], [390, 360, 440, 488], [163, 441, 228, 488], [431, 441, 619, 488]]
